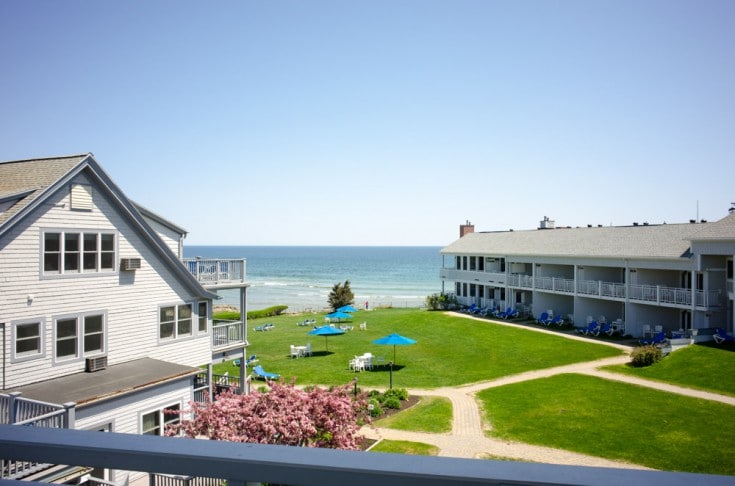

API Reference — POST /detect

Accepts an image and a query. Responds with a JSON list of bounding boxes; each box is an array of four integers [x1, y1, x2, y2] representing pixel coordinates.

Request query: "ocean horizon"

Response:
[[184, 246, 445, 312]]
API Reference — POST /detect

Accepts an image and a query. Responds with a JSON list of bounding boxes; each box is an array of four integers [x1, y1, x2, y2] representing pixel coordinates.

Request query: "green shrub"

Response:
[[383, 397, 401, 409], [369, 398, 383, 417], [213, 305, 289, 322], [425, 292, 459, 310], [631, 345, 663, 367], [383, 388, 409, 401]]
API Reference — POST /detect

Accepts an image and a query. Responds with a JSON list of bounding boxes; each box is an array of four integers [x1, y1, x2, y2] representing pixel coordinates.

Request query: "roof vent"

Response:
[[121, 258, 141, 271]]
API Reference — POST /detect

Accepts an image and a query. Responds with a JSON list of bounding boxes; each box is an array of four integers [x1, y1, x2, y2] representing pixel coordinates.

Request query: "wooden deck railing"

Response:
[[182, 258, 246, 285]]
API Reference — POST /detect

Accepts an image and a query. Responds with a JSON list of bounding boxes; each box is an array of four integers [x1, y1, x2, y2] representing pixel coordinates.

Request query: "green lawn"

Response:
[[372, 396, 452, 433], [603, 343, 735, 397], [215, 308, 622, 388], [369, 439, 439, 456], [477, 374, 735, 475]]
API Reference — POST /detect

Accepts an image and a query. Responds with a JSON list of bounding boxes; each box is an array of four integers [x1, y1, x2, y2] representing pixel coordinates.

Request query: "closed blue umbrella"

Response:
[[337, 305, 359, 313], [308, 325, 346, 351], [373, 333, 417, 364]]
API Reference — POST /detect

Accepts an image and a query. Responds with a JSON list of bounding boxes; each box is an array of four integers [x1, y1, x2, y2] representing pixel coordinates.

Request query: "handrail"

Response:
[[182, 258, 246, 284], [1, 425, 731, 486]]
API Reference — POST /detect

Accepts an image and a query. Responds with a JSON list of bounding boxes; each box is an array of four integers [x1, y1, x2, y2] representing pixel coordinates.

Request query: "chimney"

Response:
[[460, 220, 475, 238], [538, 216, 555, 230]]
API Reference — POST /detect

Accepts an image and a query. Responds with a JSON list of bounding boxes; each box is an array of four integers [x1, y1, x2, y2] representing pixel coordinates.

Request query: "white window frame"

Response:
[[159, 303, 194, 342], [140, 403, 181, 436], [53, 311, 107, 363], [42, 229, 117, 276], [197, 301, 209, 334], [11, 318, 46, 362]]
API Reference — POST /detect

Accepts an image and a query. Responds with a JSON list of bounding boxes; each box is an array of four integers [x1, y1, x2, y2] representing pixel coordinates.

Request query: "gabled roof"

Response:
[[689, 211, 735, 241], [441, 221, 717, 260], [0, 153, 217, 300]]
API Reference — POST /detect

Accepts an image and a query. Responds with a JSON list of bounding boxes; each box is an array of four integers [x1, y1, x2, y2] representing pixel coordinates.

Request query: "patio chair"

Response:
[[577, 321, 600, 335], [598, 322, 614, 337], [290, 345, 300, 359], [246, 355, 258, 366], [537, 312, 552, 326], [639, 331, 666, 346], [252, 365, 280, 380], [254, 325, 266, 332], [305, 342, 312, 356], [359, 322, 367, 331], [551, 314, 565, 326], [713, 328, 735, 344]]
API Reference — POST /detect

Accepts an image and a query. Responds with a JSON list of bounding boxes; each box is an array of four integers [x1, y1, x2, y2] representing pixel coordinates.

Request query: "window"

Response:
[[54, 313, 106, 361], [160, 304, 193, 341], [142, 404, 180, 436], [198, 302, 208, 333], [12, 319, 44, 360], [56, 318, 78, 359], [43, 231, 116, 274]]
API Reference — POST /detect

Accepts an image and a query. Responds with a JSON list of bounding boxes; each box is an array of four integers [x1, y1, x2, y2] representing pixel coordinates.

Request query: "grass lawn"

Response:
[[603, 343, 735, 397], [369, 439, 439, 456], [372, 396, 452, 433], [477, 374, 735, 475], [214, 308, 622, 388]]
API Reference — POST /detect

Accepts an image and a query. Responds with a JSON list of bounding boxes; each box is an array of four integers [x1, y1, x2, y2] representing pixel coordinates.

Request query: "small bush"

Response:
[[426, 292, 459, 310], [213, 305, 289, 322], [631, 345, 663, 367], [369, 398, 383, 417], [383, 388, 409, 401], [383, 397, 401, 409]]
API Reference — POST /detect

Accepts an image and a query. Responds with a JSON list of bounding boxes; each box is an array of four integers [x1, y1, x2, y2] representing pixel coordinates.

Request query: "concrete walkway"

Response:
[[359, 313, 735, 469]]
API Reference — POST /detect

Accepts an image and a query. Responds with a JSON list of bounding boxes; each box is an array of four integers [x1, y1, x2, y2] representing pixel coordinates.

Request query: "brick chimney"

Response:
[[460, 220, 474, 238]]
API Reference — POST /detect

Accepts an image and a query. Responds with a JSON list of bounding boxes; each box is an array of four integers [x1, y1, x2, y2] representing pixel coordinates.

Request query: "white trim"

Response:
[[11, 317, 46, 363], [52, 311, 108, 365]]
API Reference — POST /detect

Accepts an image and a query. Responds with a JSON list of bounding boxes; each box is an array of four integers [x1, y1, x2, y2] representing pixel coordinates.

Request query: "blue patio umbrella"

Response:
[[308, 325, 346, 351], [326, 311, 352, 321], [373, 333, 417, 364], [337, 305, 359, 313]]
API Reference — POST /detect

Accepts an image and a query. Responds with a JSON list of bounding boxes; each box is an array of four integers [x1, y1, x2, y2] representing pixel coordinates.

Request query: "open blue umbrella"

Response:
[[308, 325, 346, 351], [326, 311, 352, 321], [337, 305, 359, 313], [373, 333, 417, 364]]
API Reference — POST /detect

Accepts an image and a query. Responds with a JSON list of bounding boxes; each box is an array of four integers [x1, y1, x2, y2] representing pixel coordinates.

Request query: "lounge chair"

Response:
[[537, 312, 552, 326], [252, 365, 280, 380], [598, 322, 614, 337], [498, 307, 518, 319], [551, 314, 565, 326], [713, 327, 735, 344], [639, 331, 666, 346], [577, 321, 600, 335]]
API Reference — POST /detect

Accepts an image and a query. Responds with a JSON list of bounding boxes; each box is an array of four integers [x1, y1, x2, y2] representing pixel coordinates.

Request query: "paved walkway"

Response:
[[359, 313, 735, 470]]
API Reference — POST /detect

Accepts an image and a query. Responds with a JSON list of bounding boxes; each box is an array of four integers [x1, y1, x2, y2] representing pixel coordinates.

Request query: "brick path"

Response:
[[359, 313, 735, 469]]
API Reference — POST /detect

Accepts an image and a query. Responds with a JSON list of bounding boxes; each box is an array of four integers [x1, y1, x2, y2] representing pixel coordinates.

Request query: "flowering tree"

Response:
[[170, 382, 370, 450]]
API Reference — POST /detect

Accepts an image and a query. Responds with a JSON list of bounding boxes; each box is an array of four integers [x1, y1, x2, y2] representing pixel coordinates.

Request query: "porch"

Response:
[[183, 258, 246, 288]]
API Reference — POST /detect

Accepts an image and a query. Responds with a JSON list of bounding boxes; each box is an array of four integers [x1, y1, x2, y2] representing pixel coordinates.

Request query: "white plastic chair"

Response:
[[290, 345, 300, 359], [305, 342, 312, 356], [359, 322, 367, 331], [642, 324, 651, 337]]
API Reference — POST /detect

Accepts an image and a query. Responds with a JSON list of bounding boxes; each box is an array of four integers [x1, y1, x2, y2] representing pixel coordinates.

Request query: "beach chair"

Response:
[[551, 314, 565, 326], [598, 322, 614, 337], [639, 331, 666, 346], [537, 312, 551, 326], [577, 321, 600, 335], [252, 365, 280, 380], [713, 327, 735, 344]]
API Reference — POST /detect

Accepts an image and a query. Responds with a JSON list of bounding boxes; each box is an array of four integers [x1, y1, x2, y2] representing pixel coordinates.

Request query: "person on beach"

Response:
[[365, 301, 369, 310]]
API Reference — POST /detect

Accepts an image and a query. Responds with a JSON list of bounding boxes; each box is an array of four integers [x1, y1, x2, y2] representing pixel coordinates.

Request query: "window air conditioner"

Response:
[[120, 258, 142, 271], [86, 355, 108, 372]]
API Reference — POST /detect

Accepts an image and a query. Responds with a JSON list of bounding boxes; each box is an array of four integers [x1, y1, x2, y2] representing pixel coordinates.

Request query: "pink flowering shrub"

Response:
[[170, 382, 370, 450]]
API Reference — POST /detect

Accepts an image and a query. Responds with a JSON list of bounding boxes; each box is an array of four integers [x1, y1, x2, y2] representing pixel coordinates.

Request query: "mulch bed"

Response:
[[357, 394, 421, 450]]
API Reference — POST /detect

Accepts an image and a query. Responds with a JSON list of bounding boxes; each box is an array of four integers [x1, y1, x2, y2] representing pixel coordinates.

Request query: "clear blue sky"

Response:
[[1, 1, 733, 245]]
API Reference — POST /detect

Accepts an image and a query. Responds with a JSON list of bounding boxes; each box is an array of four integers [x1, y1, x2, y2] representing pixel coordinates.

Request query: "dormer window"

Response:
[[43, 230, 116, 275]]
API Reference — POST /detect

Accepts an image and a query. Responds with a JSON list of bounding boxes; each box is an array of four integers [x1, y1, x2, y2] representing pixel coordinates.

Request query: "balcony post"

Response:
[[63, 402, 76, 429], [656, 285, 661, 304], [8, 392, 21, 424], [241, 259, 246, 282]]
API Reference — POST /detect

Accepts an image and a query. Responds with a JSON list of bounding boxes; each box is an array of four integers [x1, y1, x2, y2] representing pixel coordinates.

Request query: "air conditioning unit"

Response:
[[86, 355, 108, 372], [120, 258, 141, 271]]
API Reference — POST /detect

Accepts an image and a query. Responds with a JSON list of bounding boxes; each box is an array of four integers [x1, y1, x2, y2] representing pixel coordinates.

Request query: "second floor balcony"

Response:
[[183, 258, 246, 289]]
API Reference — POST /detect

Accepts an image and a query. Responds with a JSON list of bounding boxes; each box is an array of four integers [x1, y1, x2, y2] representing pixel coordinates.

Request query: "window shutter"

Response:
[[71, 184, 93, 210]]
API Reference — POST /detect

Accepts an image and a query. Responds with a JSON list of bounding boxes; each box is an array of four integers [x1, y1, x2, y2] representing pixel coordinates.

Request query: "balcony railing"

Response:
[[2, 425, 731, 486], [212, 320, 245, 350], [183, 258, 246, 286]]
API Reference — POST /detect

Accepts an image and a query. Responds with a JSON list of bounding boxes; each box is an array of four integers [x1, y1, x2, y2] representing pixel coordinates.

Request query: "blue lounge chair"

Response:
[[598, 322, 614, 337], [537, 312, 551, 326], [713, 328, 735, 344], [577, 321, 600, 335], [252, 365, 280, 380], [551, 314, 565, 326], [639, 331, 666, 346], [498, 307, 518, 319]]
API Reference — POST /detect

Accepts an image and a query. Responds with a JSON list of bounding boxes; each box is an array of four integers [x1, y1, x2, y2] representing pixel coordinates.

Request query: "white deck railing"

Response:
[[2, 425, 731, 486], [211, 320, 245, 349], [183, 258, 246, 285]]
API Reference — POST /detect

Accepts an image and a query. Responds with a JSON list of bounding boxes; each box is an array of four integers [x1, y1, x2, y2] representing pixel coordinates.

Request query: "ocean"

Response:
[[183, 246, 444, 312]]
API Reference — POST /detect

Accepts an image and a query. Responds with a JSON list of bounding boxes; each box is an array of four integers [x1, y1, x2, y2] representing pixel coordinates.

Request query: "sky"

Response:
[[1, 1, 733, 245]]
